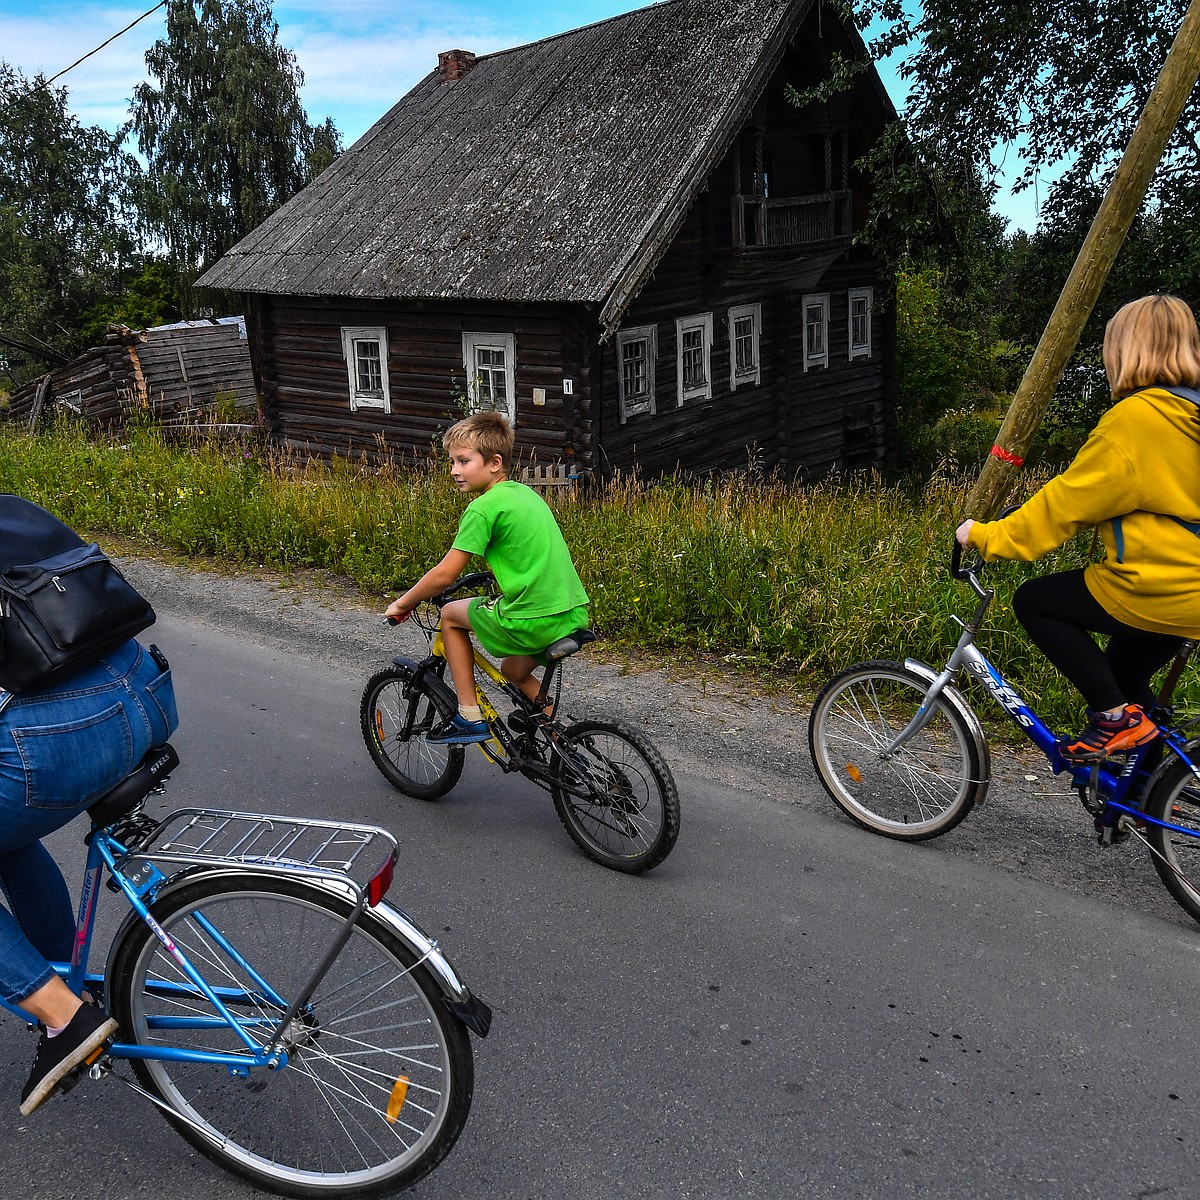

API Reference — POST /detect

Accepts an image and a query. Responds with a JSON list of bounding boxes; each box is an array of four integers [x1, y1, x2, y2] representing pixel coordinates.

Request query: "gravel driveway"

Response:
[[121, 554, 1196, 932]]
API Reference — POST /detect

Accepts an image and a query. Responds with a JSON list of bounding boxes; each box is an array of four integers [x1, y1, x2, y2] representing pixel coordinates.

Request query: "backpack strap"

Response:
[[1164, 385, 1200, 406]]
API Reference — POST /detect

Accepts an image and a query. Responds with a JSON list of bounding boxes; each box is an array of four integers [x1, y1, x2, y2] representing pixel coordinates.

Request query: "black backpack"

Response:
[[0, 495, 155, 694]]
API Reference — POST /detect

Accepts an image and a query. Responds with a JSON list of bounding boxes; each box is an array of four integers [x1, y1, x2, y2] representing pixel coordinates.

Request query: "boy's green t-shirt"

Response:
[[451, 480, 588, 619]]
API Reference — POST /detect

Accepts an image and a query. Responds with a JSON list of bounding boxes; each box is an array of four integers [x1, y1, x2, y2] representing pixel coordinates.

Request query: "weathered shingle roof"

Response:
[[198, 0, 814, 331]]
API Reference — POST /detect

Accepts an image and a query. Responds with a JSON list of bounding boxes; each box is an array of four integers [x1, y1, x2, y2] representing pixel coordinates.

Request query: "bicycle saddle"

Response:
[[544, 629, 596, 662], [87, 743, 180, 827]]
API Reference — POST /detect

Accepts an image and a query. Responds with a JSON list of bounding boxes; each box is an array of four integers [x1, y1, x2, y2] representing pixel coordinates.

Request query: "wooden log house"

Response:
[[198, 0, 899, 480], [4, 320, 257, 429]]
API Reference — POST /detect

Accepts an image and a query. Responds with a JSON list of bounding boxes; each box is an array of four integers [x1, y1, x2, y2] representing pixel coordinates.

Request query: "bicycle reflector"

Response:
[[386, 1075, 410, 1124], [368, 855, 395, 907], [846, 763, 863, 783]]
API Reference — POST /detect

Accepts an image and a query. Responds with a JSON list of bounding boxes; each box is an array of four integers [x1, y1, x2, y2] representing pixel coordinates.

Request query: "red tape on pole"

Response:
[[989, 444, 1025, 466]]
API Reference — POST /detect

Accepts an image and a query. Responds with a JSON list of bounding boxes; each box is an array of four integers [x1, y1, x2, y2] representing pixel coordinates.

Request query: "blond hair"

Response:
[[1104, 294, 1200, 398], [443, 411, 514, 472]]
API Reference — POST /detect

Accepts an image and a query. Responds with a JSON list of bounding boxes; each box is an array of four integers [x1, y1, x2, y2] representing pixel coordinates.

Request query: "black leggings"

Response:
[[1012, 569, 1183, 713]]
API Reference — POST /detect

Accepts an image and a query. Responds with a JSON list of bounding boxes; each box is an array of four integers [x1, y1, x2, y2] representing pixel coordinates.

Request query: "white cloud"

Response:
[[0, 0, 529, 143]]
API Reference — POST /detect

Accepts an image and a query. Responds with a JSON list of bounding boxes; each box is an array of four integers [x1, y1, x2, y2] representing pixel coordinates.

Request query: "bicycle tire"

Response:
[[1143, 758, 1200, 926], [108, 873, 475, 1198], [808, 660, 984, 841], [360, 666, 464, 800], [549, 719, 680, 873]]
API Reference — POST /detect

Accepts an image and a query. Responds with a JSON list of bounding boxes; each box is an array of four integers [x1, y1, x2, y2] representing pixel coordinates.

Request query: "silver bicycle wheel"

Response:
[[1144, 758, 1200, 926], [109, 874, 474, 1198], [808, 660, 986, 840]]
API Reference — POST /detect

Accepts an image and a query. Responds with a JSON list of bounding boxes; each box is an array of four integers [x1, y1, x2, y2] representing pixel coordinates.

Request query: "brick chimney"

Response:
[[438, 49, 476, 82]]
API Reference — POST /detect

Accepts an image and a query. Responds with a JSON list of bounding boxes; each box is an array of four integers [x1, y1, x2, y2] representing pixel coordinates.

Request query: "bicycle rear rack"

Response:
[[125, 808, 398, 899]]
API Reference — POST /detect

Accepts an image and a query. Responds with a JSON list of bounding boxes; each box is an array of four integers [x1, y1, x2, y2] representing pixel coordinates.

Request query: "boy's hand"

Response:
[[955, 519, 975, 547], [384, 599, 414, 623]]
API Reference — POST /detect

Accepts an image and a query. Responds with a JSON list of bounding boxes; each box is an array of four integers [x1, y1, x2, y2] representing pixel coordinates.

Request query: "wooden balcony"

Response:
[[733, 190, 853, 250]]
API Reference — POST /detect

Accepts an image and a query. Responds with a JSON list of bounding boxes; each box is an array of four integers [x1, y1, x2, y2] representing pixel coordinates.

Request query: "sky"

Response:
[[0, 0, 1040, 231]]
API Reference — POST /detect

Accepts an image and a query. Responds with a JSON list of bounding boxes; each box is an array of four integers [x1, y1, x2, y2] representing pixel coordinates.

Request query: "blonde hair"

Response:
[[443, 411, 514, 472], [1103, 294, 1200, 398]]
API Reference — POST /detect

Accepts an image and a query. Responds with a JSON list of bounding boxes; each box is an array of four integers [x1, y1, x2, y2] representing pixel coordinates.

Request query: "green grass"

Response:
[[3, 420, 1188, 735]]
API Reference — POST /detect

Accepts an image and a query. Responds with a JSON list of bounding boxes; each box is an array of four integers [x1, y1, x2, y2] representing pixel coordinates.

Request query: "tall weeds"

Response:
[[3, 421, 1181, 732]]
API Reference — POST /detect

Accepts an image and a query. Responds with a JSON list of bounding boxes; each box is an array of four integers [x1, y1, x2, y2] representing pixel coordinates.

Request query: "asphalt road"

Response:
[[2, 609, 1200, 1199]]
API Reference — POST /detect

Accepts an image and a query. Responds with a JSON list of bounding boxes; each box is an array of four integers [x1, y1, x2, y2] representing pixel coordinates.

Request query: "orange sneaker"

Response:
[[1058, 704, 1159, 763]]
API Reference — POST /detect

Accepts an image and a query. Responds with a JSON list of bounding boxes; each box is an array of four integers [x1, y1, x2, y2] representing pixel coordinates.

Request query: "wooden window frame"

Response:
[[675, 312, 713, 406], [616, 324, 657, 423], [802, 293, 829, 372], [462, 332, 517, 425], [848, 287, 873, 360], [728, 303, 762, 391], [340, 325, 391, 412]]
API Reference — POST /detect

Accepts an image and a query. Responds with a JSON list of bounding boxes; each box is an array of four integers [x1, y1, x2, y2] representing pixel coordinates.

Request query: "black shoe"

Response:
[[20, 1003, 118, 1116]]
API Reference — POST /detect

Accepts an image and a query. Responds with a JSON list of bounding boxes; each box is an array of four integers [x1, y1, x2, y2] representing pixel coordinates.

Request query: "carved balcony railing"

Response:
[[733, 190, 853, 250]]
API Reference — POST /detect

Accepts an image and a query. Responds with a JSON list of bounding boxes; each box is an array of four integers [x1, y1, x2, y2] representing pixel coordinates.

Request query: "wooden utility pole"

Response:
[[965, 0, 1200, 520]]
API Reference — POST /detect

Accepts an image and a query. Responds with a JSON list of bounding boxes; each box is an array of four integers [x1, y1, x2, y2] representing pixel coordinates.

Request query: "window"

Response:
[[340, 326, 391, 411], [675, 313, 713, 405], [849, 288, 873, 360], [616, 325, 657, 422], [462, 333, 516, 423], [802, 293, 829, 371], [727, 303, 762, 390]]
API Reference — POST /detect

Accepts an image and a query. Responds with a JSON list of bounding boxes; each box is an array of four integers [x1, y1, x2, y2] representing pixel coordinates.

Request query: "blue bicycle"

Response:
[[807, 542, 1200, 927], [0, 744, 491, 1197]]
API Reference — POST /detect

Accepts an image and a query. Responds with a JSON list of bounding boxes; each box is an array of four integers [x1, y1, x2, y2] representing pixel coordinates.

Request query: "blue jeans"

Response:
[[0, 640, 178, 1005]]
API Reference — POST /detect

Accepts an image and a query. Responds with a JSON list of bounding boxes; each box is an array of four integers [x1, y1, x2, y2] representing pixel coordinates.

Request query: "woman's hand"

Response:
[[955, 519, 975, 547]]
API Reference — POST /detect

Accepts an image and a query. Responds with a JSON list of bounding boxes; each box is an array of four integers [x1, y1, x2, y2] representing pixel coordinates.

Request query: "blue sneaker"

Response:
[[426, 714, 491, 745]]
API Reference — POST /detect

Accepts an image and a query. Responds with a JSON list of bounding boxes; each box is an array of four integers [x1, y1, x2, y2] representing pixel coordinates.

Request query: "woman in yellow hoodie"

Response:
[[956, 294, 1200, 762]]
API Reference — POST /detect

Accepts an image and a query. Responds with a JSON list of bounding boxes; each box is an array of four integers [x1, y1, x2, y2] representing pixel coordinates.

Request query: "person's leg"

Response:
[[500, 655, 542, 705], [1013, 570, 1124, 710], [427, 599, 489, 742], [1013, 569, 1168, 759], [438, 599, 479, 706], [1015, 570, 1181, 710], [1105, 628, 1184, 713], [0, 842, 75, 964]]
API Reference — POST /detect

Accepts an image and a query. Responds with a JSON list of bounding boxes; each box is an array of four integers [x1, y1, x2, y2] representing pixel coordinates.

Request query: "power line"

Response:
[[42, 1, 168, 88], [0, 1, 167, 126]]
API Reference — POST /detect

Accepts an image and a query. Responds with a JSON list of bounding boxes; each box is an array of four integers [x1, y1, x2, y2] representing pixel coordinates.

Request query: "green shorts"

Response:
[[467, 598, 590, 664]]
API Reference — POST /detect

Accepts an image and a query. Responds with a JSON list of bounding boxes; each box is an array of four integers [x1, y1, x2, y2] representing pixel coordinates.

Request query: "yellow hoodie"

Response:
[[968, 386, 1200, 636]]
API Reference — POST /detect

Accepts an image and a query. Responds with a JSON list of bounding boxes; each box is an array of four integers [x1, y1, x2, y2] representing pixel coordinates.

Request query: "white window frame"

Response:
[[727, 303, 762, 391], [616, 324, 657, 423], [340, 325, 391, 411], [675, 312, 713, 406], [462, 332, 517, 424], [848, 287, 873, 360], [802, 293, 830, 372]]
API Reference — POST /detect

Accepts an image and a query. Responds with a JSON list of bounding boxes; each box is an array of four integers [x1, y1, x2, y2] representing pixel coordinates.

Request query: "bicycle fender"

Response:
[[367, 899, 492, 1037], [389, 655, 458, 716], [902, 657, 992, 792]]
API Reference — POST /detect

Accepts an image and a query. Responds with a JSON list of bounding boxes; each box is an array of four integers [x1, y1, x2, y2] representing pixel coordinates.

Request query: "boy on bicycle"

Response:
[[384, 412, 589, 744]]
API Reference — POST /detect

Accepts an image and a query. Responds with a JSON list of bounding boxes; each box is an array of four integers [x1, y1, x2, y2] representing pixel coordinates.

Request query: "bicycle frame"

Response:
[[911, 550, 1200, 844]]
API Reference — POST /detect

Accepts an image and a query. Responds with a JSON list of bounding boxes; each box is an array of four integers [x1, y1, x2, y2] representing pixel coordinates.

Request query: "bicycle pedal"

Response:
[[87, 1054, 113, 1082]]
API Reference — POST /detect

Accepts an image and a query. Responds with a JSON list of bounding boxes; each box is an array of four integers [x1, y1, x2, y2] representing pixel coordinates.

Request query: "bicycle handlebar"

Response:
[[435, 572, 495, 605], [384, 572, 497, 626], [949, 537, 974, 581]]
